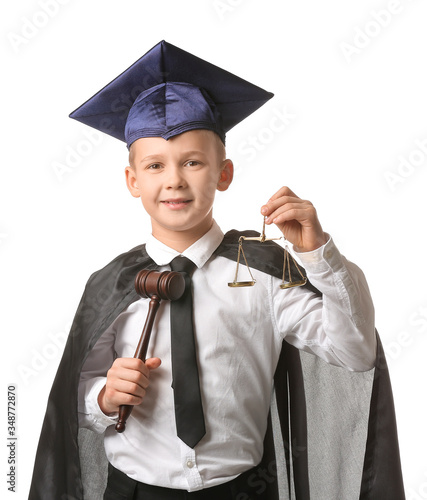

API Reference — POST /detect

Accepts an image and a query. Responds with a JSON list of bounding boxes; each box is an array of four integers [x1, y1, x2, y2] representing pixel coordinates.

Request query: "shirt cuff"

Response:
[[85, 377, 119, 432], [293, 235, 344, 275]]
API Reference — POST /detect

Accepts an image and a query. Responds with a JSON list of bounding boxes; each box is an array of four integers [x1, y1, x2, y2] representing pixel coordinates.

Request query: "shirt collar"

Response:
[[145, 220, 224, 269]]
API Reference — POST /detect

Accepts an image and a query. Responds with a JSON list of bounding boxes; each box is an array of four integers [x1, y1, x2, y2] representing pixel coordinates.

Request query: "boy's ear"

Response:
[[125, 166, 140, 198], [217, 159, 234, 192]]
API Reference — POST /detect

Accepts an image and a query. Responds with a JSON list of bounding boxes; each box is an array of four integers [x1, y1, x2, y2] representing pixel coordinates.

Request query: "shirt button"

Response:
[[186, 460, 194, 468]]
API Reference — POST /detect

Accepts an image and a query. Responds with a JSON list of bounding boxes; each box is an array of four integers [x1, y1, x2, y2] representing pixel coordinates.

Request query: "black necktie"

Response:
[[169, 256, 206, 448]]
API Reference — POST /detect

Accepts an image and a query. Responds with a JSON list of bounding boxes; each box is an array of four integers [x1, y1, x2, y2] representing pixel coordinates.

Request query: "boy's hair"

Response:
[[128, 130, 226, 169]]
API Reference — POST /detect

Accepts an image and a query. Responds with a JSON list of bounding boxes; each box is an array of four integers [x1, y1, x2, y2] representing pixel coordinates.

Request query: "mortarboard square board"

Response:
[[69, 40, 274, 148]]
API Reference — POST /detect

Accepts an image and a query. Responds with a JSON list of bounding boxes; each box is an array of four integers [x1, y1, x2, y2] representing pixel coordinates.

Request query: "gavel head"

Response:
[[135, 270, 185, 301]]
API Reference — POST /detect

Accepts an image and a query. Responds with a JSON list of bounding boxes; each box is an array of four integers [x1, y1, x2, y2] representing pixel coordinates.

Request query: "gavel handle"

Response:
[[115, 295, 161, 433]]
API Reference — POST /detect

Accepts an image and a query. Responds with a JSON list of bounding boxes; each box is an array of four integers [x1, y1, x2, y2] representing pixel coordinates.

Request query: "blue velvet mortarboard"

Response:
[[69, 40, 273, 148]]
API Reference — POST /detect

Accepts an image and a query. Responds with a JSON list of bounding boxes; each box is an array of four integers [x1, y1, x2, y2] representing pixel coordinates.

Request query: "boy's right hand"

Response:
[[98, 357, 161, 416]]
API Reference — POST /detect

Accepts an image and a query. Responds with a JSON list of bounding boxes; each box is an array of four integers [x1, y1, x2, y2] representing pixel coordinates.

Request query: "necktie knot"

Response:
[[170, 256, 197, 276]]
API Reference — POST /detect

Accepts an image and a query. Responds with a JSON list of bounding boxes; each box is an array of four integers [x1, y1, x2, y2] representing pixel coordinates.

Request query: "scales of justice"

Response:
[[228, 216, 307, 289]]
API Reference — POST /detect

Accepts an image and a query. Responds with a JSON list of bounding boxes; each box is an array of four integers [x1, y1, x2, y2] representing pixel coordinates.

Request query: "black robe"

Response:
[[28, 230, 406, 499]]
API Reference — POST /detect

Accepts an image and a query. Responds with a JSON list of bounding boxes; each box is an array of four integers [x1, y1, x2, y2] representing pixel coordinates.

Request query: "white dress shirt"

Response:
[[78, 220, 376, 492]]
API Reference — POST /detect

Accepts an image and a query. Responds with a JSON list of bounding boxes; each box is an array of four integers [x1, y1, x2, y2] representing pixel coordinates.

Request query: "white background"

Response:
[[2, 0, 427, 497]]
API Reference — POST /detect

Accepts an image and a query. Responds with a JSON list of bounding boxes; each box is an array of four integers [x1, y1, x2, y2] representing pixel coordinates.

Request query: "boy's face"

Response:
[[125, 129, 233, 249]]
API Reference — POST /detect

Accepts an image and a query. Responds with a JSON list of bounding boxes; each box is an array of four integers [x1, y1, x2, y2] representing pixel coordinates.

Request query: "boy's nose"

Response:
[[165, 166, 186, 189]]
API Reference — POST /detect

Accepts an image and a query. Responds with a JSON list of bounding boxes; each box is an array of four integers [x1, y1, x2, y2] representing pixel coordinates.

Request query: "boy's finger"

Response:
[[268, 186, 299, 202], [145, 357, 162, 370], [261, 196, 304, 218], [110, 379, 146, 398], [113, 357, 150, 374]]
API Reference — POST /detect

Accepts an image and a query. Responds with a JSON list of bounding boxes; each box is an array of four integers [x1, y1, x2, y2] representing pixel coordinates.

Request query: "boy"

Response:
[[29, 41, 405, 500]]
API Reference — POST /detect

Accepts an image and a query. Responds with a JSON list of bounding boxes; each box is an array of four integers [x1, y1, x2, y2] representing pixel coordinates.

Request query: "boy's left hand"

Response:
[[261, 186, 328, 252]]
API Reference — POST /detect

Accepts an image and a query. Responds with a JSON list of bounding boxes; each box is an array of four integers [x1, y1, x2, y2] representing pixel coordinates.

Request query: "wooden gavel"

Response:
[[115, 269, 185, 433]]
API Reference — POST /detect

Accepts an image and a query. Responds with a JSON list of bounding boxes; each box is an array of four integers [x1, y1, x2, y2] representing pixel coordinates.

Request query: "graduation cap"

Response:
[[69, 40, 274, 148]]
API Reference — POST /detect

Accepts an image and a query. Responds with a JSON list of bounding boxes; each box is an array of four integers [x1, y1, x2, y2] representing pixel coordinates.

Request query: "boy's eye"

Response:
[[147, 163, 162, 170], [185, 161, 200, 167]]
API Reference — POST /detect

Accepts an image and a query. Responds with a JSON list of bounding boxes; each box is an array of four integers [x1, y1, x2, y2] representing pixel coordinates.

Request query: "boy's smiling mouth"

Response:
[[161, 198, 192, 209]]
